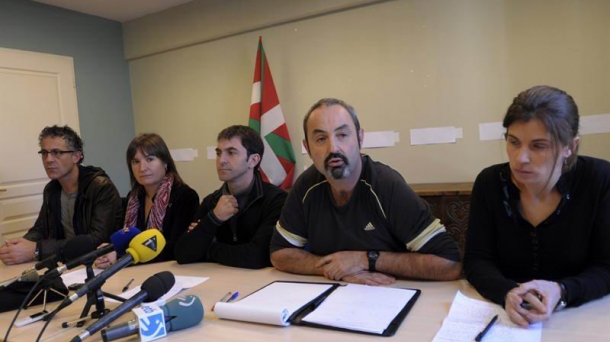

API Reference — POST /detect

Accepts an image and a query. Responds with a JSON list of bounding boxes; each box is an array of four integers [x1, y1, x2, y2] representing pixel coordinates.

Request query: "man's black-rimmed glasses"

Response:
[[38, 149, 75, 158]]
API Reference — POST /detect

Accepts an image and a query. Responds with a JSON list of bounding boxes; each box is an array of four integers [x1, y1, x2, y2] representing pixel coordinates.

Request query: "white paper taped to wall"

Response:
[[410, 126, 460, 146], [580, 113, 610, 135], [207, 146, 216, 160], [170, 148, 199, 161], [479, 122, 505, 141]]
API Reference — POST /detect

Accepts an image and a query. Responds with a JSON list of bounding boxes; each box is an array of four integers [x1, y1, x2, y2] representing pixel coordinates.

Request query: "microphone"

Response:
[[70, 271, 175, 342], [0, 271, 40, 290], [45, 227, 141, 278], [110, 227, 141, 257], [22, 235, 93, 275], [55, 229, 166, 312], [101, 295, 204, 341]]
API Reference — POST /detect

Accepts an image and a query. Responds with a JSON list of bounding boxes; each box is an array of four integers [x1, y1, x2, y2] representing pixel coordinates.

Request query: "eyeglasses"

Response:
[[38, 149, 75, 158]]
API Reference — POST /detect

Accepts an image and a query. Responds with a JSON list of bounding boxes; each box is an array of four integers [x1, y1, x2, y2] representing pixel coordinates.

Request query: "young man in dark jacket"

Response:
[[0, 125, 123, 265], [175, 125, 287, 269]]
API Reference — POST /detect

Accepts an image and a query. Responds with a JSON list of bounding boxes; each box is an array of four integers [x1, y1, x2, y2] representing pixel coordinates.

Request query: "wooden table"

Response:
[[1, 261, 609, 341]]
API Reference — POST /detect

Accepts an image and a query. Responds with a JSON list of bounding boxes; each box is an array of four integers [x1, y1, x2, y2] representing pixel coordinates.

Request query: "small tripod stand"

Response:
[[26, 274, 68, 318], [67, 263, 125, 328]]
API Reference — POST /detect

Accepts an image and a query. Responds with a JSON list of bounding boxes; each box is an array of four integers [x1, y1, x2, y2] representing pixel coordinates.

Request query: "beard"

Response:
[[324, 152, 351, 180]]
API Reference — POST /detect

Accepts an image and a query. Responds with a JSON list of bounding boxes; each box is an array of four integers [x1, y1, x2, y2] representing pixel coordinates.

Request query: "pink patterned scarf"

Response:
[[124, 174, 173, 231]]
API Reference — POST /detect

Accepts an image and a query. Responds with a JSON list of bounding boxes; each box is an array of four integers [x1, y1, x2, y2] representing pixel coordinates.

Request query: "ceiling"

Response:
[[32, 0, 194, 23]]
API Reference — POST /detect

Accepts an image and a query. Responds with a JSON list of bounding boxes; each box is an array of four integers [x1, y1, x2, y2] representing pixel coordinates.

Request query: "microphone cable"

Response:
[[3, 274, 45, 341], [3, 235, 91, 341]]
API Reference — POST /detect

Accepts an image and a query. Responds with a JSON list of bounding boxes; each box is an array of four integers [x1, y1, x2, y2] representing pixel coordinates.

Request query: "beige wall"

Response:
[[125, 0, 610, 197]]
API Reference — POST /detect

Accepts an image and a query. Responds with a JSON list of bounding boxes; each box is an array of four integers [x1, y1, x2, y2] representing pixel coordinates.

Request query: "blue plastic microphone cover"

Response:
[[100, 295, 203, 342], [110, 227, 141, 257], [162, 295, 204, 331]]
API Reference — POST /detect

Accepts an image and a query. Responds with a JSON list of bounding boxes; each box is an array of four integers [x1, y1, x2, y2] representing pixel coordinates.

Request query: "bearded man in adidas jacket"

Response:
[[271, 99, 461, 285]]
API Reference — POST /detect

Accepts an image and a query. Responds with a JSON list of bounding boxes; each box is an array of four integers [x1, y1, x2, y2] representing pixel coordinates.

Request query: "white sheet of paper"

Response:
[[362, 131, 400, 148], [170, 148, 198, 162], [302, 284, 416, 334], [431, 291, 542, 342], [479, 122, 505, 141], [207, 146, 216, 159], [110, 276, 209, 305], [410, 126, 457, 145], [214, 282, 334, 326], [60, 267, 103, 287], [580, 113, 610, 135], [455, 127, 463, 139]]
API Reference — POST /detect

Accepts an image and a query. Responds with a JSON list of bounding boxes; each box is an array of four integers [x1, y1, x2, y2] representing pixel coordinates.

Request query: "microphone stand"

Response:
[[68, 262, 126, 328], [26, 272, 68, 316]]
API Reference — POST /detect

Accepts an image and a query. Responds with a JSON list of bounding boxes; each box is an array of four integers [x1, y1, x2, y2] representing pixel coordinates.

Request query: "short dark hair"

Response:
[[303, 98, 361, 147], [217, 125, 264, 170], [38, 125, 84, 164], [126, 133, 183, 194], [503, 85, 580, 170]]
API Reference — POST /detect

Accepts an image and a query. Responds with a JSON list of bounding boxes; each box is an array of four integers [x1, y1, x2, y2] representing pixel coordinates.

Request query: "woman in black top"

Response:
[[95, 133, 199, 266], [464, 86, 610, 326]]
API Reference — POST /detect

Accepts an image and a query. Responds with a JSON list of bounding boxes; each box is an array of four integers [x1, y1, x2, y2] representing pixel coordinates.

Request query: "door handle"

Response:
[[0, 188, 6, 192]]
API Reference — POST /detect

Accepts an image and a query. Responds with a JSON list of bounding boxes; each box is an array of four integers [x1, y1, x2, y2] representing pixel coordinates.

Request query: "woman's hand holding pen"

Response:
[[505, 280, 562, 327]]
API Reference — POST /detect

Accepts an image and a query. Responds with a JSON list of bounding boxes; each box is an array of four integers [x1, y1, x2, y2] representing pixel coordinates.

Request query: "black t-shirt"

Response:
[[271, 155, 460, 261]]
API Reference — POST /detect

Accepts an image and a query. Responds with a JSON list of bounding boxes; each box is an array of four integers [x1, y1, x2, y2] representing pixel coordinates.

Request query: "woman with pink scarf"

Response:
[[95, 133, 199, 268]]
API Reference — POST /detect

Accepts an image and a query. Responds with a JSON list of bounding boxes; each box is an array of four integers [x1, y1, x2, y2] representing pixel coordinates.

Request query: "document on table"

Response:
[[113, 275, 209, 305], [214, 282, 335, 326], [60, 267, 103, 286], [302, 283, 418, 334], [432, 291, 542, 342], [214, 281, 419, 336], [60, 268, 208, 305]]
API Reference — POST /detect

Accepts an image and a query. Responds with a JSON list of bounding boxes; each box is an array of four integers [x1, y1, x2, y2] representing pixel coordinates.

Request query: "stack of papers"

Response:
[[432, 291, 542, 342], [214, 281, 419, 336], [302, 284, 418, 334]]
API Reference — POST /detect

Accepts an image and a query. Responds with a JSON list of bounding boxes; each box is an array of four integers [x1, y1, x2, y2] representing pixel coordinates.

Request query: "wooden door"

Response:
[[0, 47, 79, 240]]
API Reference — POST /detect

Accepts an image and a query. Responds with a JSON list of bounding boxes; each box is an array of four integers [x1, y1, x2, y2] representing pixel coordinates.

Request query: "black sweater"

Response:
[[174, 172, 286, 269], [464, 156, 610, 307]]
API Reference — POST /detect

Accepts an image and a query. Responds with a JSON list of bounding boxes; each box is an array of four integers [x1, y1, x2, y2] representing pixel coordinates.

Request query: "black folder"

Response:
[[238, 280, 421, 337]]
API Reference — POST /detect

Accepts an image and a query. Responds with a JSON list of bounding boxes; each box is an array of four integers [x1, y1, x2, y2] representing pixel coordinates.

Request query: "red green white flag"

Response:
[[249, 37, 296, 190]]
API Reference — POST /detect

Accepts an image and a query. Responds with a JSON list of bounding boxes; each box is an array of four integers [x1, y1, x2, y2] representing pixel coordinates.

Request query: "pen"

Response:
[[475, 315, 498, 342], [220, 292, 232, 302], [227, 292, 239, 302], [122, 278, 134, 292], [212, 292, 232, 312]]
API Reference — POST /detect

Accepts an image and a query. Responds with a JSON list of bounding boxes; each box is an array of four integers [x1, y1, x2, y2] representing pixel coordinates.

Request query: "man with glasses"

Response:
[[0, 125, 123, 265]]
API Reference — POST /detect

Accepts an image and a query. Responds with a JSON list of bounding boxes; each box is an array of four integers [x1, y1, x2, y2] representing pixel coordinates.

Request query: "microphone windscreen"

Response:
[[163, 295, 203, 331], [62, 235, 95, 262], [125, 229, 166, 264], [110, 227, 141, 257], [141, 271, 175, 302]]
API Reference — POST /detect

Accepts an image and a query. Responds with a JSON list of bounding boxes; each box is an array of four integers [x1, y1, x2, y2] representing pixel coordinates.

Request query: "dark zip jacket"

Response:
[[24, 165, 123, 260], [174, 172, 287, 269]]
